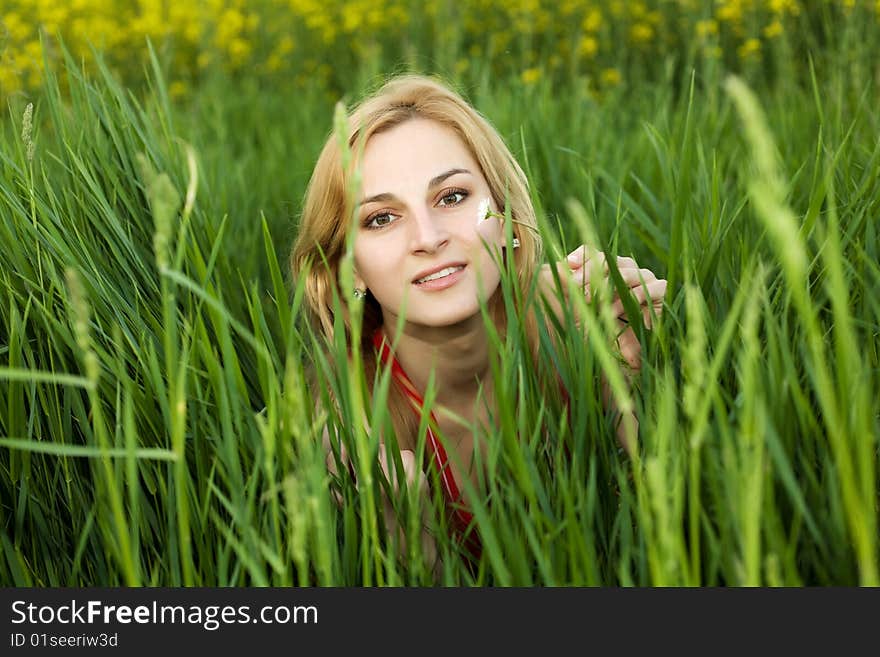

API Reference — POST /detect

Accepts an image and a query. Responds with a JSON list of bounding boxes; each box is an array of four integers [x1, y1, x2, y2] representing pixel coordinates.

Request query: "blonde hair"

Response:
[[290, 73, 543, 441]]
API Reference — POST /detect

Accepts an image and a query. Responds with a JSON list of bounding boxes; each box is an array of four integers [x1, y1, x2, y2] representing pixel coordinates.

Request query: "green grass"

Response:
[[0, 32, 878, 585]]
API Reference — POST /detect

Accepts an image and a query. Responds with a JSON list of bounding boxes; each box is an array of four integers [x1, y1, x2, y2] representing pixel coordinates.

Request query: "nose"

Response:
[[409, 206, 449, 254]]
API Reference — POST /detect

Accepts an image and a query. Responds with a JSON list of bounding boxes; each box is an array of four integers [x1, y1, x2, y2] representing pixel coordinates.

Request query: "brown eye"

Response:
[[438, 190, 467, 207], [364, 212, 398, 230]]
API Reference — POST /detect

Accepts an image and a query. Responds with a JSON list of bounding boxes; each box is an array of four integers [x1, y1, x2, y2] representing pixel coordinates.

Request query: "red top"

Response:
[[372, 329, 482, 560]]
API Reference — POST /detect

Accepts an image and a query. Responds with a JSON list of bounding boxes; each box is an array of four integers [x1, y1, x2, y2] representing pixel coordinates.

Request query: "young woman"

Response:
[[289, 74, 666, 561]]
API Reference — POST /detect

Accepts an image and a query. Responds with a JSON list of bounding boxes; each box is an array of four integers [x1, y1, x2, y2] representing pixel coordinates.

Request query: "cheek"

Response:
[[468, 236, 505, 295], [469, 215, 505, 265], [353, 241, 402, 295], [353, 247, 379, 285], [474, 218, 498, 244], [354, 236, 387, 270]]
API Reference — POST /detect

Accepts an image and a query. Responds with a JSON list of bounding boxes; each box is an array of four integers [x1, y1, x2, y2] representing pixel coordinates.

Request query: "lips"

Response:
[[411, 264, 467, 292], [411, 262, 467, 284]]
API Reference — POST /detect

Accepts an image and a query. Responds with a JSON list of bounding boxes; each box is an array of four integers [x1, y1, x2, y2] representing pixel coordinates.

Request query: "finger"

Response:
[[566, 245, 587, 268], [609, 279, 666, 308], [555, 257, 601, 301], [403, 450, 429, 495], [650, 279, 667, 307], [567, 244, 605, 269], [570, 248, 607, 273], [636, 279, 666, 306], [583, 252, 607, 274], [580, 263, 643, 300], [377, 447, 426, 496], [400, 450, 417, 485], [615, 326, 642, 371], [584, 254, 635, 279], [609, 281, 667, 325], [574, 254, 610, 287], [631, 279, 668, 309], [400, 449, 428, 495], [553, 259, 577, 285], [613, 267, 659, 289], [576, 263, 666, 316], [544, 260, 582, 296], [615, 256, 638, 269]]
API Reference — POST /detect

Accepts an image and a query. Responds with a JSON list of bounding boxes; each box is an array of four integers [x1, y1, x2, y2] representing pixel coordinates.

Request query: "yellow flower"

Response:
[[227, 37, 251, 64], [601, 67, 621, 86], [521, 67, 541, 85], [342, 4, 363, 32], [763, 20, 783, 38], [217, 8, 245, 40], [3, 13, 31, 41], [582, 8, 603, 32], [737, 38, 762, 59], [0, 66, 23, 96], [578, 35, 598, 58], [630, 23, 654, 44], [696, 19, 719, 38], [769, 0, 794, 13], [265, 54, 284, 72], [717, 1, 743, 22], [169, 81, 187, 99], [278, 35, 295, 55]]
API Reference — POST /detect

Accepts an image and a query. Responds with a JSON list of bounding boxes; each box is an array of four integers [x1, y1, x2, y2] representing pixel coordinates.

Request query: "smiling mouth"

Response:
[[413, 265, 466, 285]]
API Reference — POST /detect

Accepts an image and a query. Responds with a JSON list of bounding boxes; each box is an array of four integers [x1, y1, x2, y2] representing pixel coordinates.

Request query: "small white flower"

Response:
[[476, 197, 491, 225]]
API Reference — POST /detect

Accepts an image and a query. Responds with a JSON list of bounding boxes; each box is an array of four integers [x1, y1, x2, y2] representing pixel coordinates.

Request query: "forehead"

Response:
[[360, 118, 481, 192]]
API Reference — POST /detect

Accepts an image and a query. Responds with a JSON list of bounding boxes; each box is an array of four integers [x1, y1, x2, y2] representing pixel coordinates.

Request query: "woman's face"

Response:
[[352, 118, 505, 329]]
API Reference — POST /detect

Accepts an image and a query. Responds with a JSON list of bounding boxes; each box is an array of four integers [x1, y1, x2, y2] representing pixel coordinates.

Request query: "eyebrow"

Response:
[[358, 168, 472, 206]]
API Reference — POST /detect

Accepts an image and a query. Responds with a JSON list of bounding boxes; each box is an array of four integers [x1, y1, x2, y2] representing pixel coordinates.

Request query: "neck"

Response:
[[380, 313, 493, 409]]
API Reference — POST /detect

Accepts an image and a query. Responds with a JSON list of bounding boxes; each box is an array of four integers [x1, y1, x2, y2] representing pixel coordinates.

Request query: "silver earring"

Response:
[[512, 238, 521, 249], [353, 288, 366, 299]]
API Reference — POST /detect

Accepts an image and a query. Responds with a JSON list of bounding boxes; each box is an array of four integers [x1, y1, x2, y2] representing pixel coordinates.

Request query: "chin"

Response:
[[409, 303, 485, 329]]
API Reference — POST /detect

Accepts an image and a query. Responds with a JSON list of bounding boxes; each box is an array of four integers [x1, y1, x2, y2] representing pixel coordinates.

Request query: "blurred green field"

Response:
[[4, 1, 874, 93], [0, 2, 878, 585]]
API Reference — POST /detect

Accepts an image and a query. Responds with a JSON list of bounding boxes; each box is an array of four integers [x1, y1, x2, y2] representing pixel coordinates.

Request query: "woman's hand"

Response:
[[539, 246, 667, 454], [375, 444, 427, 499], [324, 433, 439, 572], [324, 432, 426, 501], [540, 245, 667, 332]]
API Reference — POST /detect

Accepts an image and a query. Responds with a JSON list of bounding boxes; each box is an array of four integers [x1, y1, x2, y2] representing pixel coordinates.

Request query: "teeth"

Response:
[[416, 265, 464, 284]]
